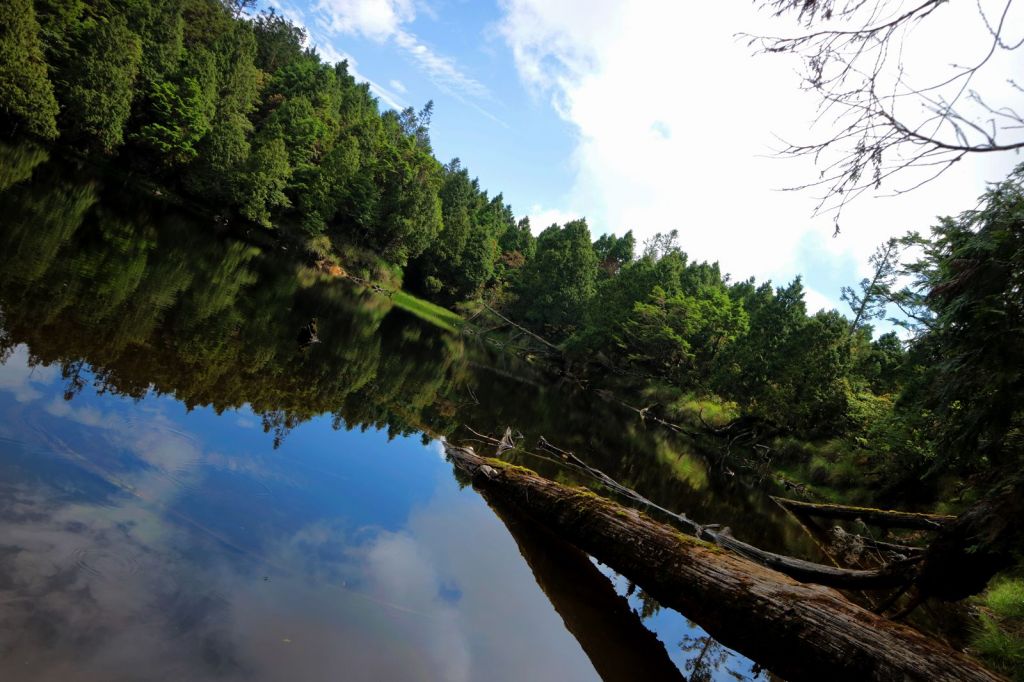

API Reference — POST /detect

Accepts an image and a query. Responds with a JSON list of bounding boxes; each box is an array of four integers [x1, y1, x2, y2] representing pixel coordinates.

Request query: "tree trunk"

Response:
[[445, 443, 1004, 682]]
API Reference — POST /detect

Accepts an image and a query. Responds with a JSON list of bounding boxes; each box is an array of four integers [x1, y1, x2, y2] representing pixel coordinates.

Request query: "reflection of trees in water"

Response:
[[678, 619, 771, 681], [0, 144, 817, 566], [0, 147, 472, 448], [681, 632, 731, 682]]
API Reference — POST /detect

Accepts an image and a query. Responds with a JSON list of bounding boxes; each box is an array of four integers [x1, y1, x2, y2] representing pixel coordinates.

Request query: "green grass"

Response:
[[392, 289, 464, 332], [986, 579, 1024, 620], [972, 578, 1024, 680], [654, 441, 709, 490], [765, 435, 884, 504], [973, 615, 1024, 680], [672, 394, 738, 427]]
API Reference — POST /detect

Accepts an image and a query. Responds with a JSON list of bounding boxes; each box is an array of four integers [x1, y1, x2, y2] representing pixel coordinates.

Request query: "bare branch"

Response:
[[747, 0, 1024, 223]]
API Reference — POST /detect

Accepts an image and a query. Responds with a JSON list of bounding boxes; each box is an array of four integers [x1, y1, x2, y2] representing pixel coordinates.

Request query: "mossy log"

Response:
[[771, 496, 956, 530], [445, 443, 1004, 682]]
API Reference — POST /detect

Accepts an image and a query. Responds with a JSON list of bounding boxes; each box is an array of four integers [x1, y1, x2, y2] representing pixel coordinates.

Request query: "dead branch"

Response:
[[772, 495, 956, 530], [747, 0, 1024, 223], [444, 440, 1002, 682]]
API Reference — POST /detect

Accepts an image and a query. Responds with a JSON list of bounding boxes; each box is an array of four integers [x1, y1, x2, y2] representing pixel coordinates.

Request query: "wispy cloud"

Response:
[[314, 0, 415, 41], [390, 29, 490, 100], [312, 0, 500, 120], [264, 1, 407, 110]]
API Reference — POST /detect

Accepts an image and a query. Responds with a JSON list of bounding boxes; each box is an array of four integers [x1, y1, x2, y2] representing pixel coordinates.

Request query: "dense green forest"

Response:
[[2, 0, 1024, 667], [1, 0, 1022, 505], [2, 2, 1023, 659]]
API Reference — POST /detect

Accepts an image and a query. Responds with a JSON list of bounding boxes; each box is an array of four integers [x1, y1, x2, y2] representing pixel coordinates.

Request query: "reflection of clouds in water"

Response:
[[0, 355, 598, 682], [45, 396, 114, 428], [0, 483, 241, 681], [0, 344, 58, 403], [367, 483, 596, 681], [43, 395, 208, 505], [364, 531, 472, 681], [234, 481, 594, 682], [40, 393, 292, 506], [0, 452, 597, 681]]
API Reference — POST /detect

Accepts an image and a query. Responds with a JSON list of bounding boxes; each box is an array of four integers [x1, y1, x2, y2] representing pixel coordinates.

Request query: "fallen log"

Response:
[[445, 442, 1003, 682], [771, 496, 956, 530]]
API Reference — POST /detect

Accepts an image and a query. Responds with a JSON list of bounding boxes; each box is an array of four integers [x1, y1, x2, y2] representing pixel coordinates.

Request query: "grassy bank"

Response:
[[971, 578, 1024, 680]]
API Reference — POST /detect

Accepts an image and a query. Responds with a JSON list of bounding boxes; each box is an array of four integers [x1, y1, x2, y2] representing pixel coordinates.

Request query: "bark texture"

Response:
[[446, 443, 1004, 682]]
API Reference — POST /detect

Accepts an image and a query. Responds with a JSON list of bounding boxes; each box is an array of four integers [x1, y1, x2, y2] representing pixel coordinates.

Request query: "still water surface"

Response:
[[0, 143, 807, 680]]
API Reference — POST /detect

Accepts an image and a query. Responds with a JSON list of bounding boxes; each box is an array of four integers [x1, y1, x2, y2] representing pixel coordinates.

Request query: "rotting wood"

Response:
[[771, 496, 956, 530], [444, 441, 1005, 682]]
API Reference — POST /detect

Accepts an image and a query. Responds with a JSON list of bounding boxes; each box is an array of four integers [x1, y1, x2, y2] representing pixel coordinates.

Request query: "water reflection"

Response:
[[0, 349, 602, 680], [0, 141, 784, 679]]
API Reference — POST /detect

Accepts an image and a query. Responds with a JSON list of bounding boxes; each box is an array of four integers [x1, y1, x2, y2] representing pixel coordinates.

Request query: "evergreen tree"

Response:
[[0, 0, 60, 139], [514, 219, 598, 336], [240, 133, 291, 226], [59, 13, 142, 151], [896, 165, 1024, 473]]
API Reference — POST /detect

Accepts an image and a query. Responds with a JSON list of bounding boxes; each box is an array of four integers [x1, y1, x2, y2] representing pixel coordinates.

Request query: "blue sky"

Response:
[[269, 0, 577, 217], [266, 0, 1022, 316]]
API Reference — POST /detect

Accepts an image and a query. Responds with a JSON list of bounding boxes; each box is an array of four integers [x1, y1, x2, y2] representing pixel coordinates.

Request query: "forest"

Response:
[[1, 0, 1023, 677]]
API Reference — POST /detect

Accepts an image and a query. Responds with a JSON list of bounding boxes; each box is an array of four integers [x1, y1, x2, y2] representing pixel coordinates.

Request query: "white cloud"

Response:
[[313, 0, 492, 105], [0, 345, 57, 403], [315, 0, 415, 41], [497, 1, 1021, 306], [523, 204, 581, 234], [389, 78, 407, 94], [803, 287, 837, 315], [393, 30, 490, 100]]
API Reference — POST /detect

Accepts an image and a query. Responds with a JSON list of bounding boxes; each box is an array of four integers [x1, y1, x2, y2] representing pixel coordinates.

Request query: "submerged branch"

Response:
[[772, 496, 956, 530]]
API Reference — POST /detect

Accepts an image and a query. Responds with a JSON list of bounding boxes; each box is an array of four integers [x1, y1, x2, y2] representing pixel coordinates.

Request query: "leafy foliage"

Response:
[[5, 0, 1024, 509], [891, 165, 1024, 474], [0, 0, 59, 139], [513, 219, 597, 336]]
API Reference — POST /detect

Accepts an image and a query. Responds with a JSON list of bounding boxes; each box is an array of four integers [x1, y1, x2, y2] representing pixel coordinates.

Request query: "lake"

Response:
[[0, 141, 816, 681]]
